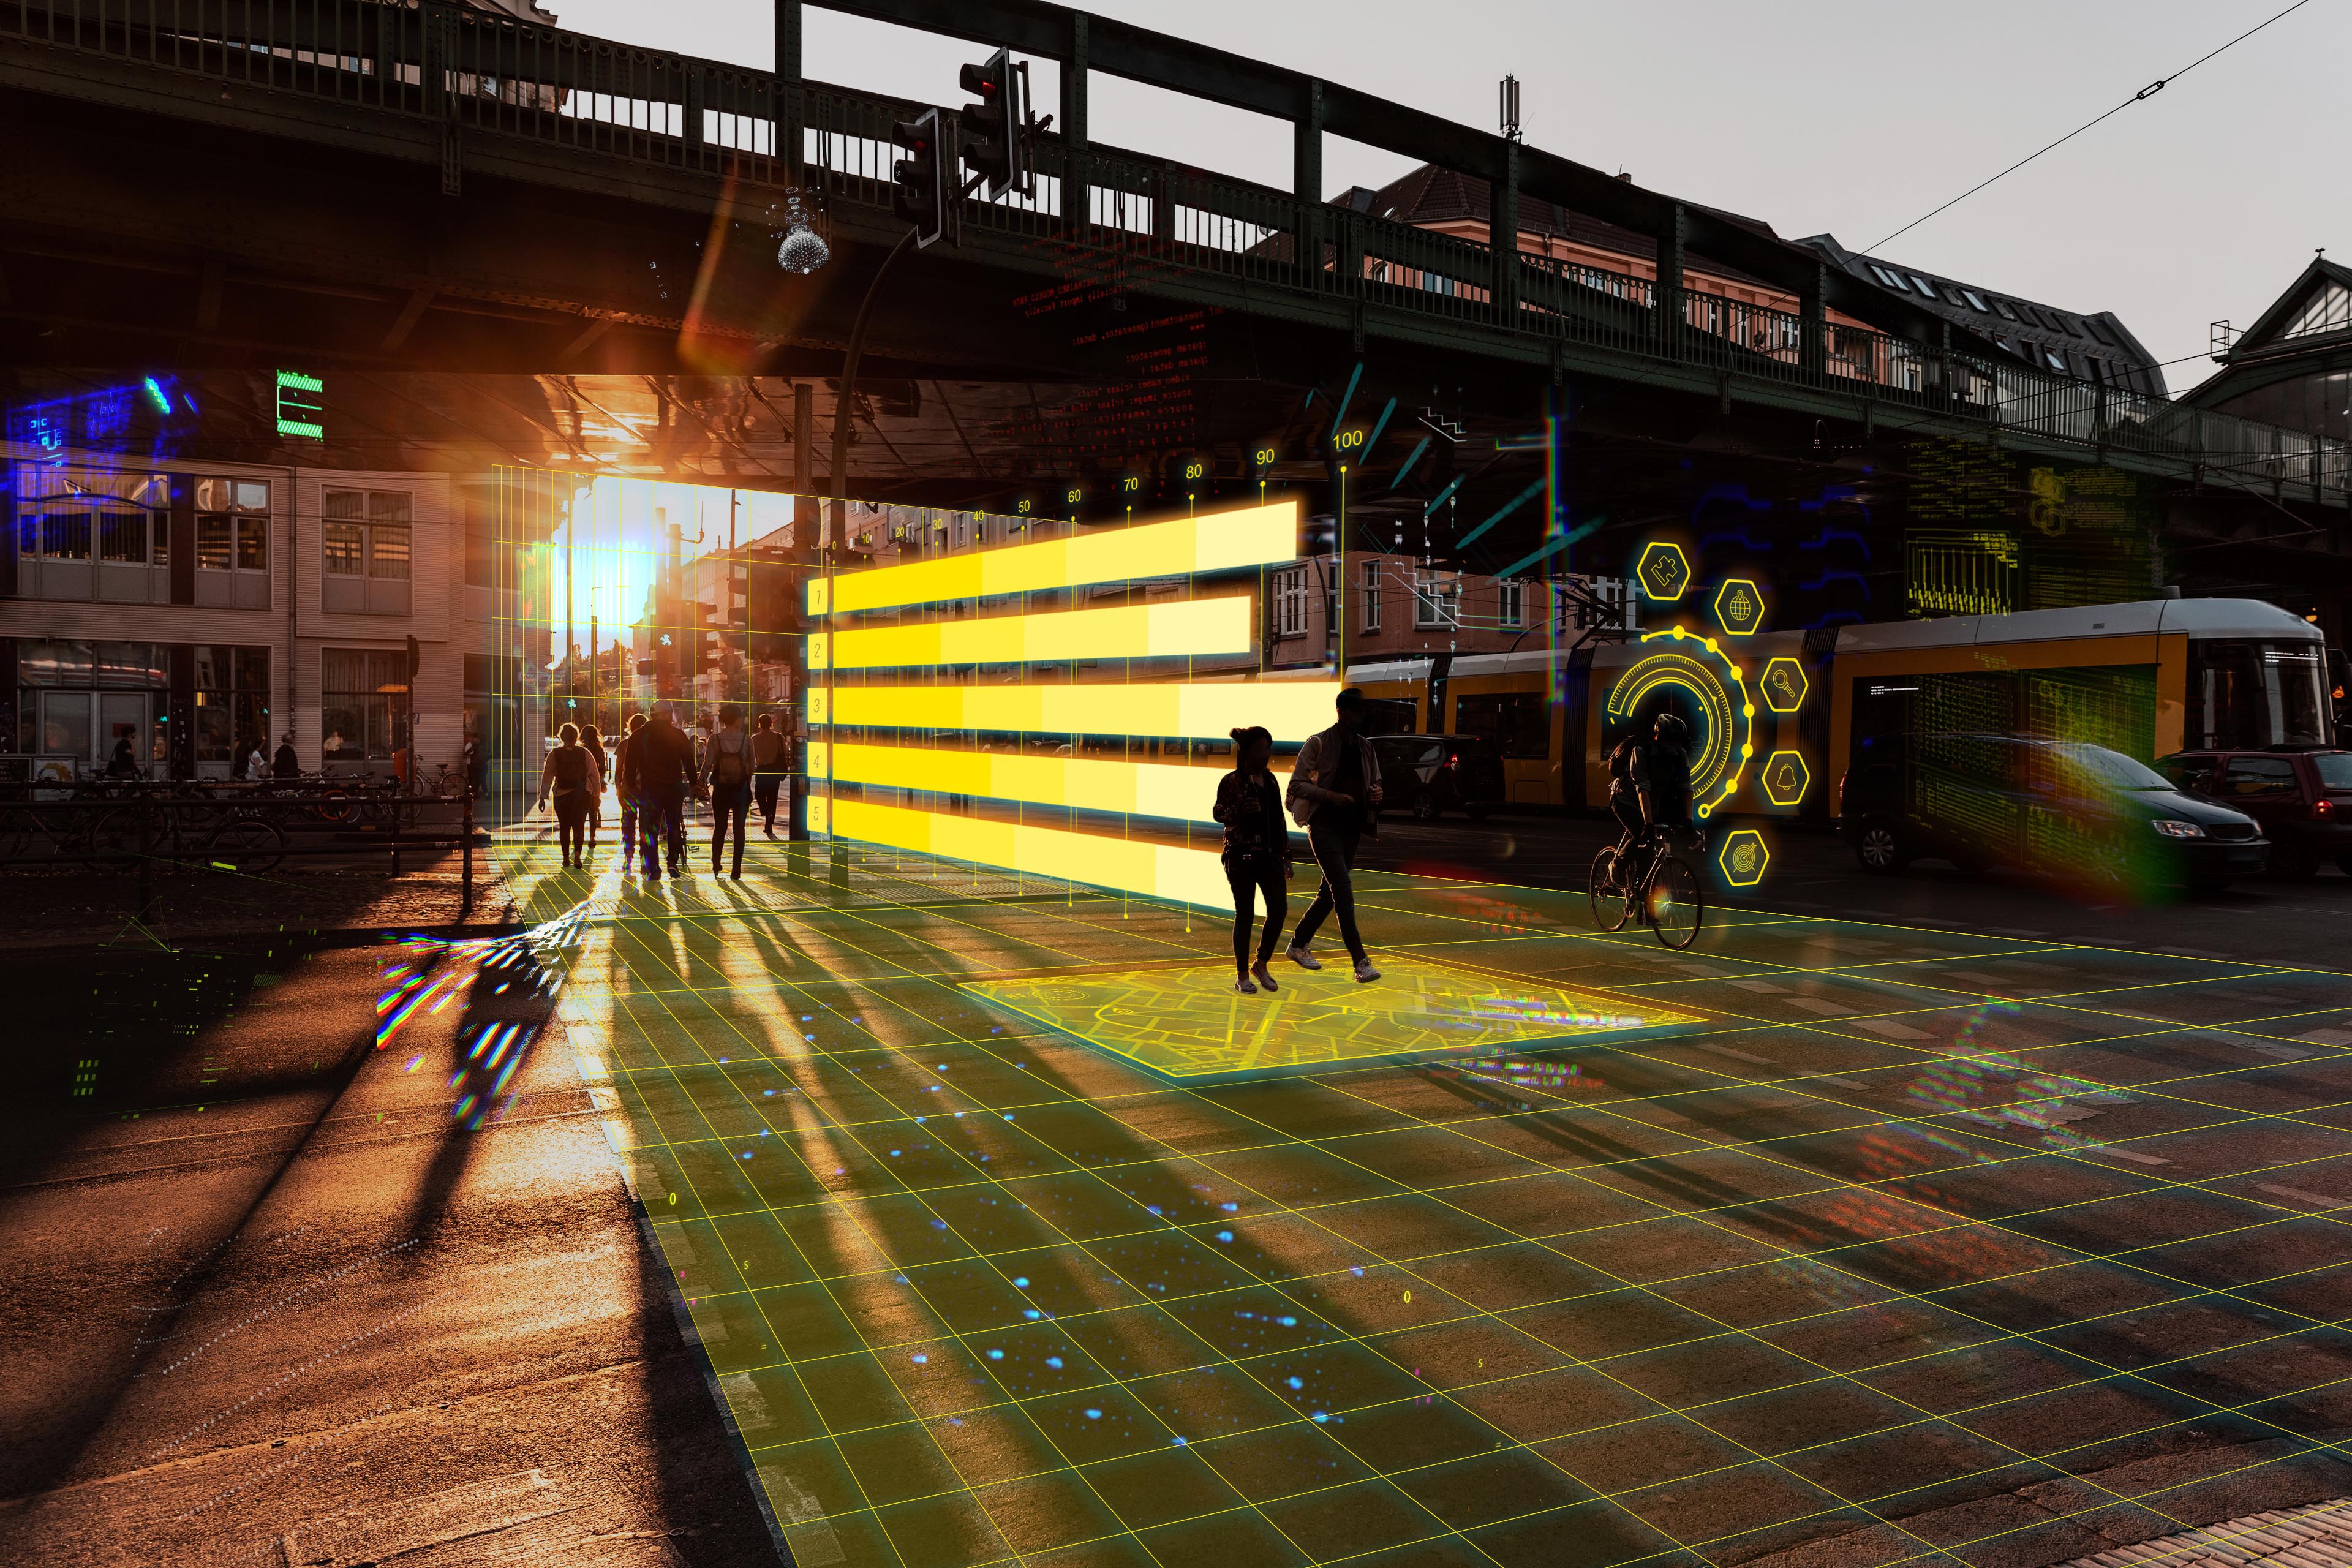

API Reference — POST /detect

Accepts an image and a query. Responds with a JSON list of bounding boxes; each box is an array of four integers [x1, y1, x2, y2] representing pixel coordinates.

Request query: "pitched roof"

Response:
[[1797, 234, 2165, 397], [2233, 255, 2352, 354], [1330, 165, 1785, 289]]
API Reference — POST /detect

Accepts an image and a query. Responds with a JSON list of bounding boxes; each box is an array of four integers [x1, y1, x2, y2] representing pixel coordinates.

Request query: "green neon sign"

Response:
[[275, 369, 323, 439]]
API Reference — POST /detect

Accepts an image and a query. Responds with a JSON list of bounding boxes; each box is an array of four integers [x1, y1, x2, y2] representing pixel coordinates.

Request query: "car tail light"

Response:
[[2318, 797, 2335, 818], [1444, 754, 1459, 770], [1838, 771, 1848, 808]]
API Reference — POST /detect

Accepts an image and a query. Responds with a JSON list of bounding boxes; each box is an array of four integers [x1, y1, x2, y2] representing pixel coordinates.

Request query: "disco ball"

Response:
[[778, 225, 830, 274]]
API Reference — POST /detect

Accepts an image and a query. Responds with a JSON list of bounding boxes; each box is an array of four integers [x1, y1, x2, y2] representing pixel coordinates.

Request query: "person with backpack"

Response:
[[704, 704, 755, 880], [625, 705, 698, 881], [750, 712, 789, 839], [1282, 687, 1385, 984], [535, 722, 605, 869], [1617, 712, 1694, 909]]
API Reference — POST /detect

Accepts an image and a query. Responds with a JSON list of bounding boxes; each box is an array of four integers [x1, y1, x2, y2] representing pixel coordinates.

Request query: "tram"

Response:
[[1346, 597, 2335, 819]]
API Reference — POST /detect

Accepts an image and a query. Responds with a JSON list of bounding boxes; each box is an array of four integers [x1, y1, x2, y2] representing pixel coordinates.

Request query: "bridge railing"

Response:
[[4, 0, 2345, 500]]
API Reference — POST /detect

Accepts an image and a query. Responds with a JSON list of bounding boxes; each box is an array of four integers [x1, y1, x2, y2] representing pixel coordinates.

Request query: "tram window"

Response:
[[2188, 640, 2329, 750], [1453, 692, 1548, 759]]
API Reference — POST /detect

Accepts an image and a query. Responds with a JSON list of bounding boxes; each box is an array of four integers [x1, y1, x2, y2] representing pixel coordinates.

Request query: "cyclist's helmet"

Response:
[[1653, 713, 1689, 745]]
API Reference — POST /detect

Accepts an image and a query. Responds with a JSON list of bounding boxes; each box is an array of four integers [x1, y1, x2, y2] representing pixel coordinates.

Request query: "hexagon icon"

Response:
[[1635, 541, 1692, 601], [1760, 750, 1810, 807], [1716, 828, 1769, 888], [1711, 577, 1765, 635], [1760, 656, 1808, 714]]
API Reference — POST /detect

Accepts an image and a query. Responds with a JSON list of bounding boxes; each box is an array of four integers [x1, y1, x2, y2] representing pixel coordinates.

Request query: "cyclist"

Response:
[[1623, 714, 1694, 911]]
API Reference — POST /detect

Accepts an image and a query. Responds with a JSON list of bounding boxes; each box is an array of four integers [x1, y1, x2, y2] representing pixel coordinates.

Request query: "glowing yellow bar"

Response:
[[813, 597, 1250, 671], [824, 681, 1340, 742], [828, 742, 1291, 824], [831, 799, 1232, 908], [813, 500, 1298, 616]]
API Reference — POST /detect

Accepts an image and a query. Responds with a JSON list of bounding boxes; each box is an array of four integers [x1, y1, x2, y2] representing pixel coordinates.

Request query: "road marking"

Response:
[[2257, 1183, 2350, 1208], [1817, 1075, 1871, 1090], [2094, 1147, 2171, 1167], [1727, 979, 1788, 994], [1855, 1019, 1934, 1041], [2296, 1028, 2352, 1047], [1787, 998, 1853, 1016], [1694, 1043, 1776, 1065]]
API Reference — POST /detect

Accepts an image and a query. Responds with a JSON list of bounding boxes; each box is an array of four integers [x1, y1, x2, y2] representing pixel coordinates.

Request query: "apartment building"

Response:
[[4, 440, 485, 784]]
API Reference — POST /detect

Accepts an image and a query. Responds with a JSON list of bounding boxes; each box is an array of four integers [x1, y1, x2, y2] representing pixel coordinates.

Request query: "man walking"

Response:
[[612, 712, 646, 866], [625, 704, 698, 882], [750, 712, 788, 839], [1283, 687, 1385, 983], [705, 704, 753, 880]]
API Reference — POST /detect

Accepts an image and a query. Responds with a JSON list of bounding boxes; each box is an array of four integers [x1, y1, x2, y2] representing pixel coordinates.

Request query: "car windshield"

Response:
[[2315, 753, 2352, 789], [2047, 742, 2170, 791]]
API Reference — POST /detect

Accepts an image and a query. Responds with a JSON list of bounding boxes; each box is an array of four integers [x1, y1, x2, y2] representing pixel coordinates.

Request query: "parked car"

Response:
[[2157, 747, 2352, 878], [1369, 734, 1503, 821], [1841, 732, 2267, 894]]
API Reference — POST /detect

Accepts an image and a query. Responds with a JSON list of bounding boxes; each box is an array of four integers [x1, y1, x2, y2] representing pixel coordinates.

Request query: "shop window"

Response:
[[191, 644, 271, 764], [322, 647, 409, 762]]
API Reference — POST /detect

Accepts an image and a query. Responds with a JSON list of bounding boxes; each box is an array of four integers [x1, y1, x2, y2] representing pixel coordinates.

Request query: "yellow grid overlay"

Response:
[[471, 822, 2352, 1568]]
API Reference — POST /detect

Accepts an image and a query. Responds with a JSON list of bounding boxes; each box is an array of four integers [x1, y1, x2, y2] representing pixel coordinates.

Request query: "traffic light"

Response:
[[959, 47, 1027, 199], [892, 107, 949, 249], [747, 551, 799, 662]]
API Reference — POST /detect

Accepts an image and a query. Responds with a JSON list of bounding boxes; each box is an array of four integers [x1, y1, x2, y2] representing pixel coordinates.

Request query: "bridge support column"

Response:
[[788, 380, 815, 843], [775, 0, 803, 179], [1295, 81, 1324, 288], [1488, 140, 1519, 325], [1799, 260, 1826, 381], [1654, 201, 1686, 357], [1062, 15, 1090, 227]]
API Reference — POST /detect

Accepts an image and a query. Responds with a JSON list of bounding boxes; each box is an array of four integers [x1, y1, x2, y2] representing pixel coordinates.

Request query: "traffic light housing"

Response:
[[892, 107, 949, 249], [959, 48, 1027, 199]]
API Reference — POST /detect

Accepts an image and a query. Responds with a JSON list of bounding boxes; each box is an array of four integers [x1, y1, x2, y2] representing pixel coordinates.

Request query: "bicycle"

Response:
[[1589, 824, 1706, 951]]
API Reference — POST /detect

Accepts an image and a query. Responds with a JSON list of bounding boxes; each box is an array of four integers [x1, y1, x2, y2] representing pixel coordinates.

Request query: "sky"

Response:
[[547, 0, 2345, 393]]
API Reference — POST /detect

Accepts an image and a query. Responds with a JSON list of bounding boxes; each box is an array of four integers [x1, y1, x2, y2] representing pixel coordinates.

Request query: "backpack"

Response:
[[552, 744, 588, 790], [751, 729, 785, 770], [713, 731, 748, 788]]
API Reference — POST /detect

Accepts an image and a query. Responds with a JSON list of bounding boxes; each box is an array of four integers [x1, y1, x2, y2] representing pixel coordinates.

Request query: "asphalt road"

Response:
[[1360, 810, 2352, 974]]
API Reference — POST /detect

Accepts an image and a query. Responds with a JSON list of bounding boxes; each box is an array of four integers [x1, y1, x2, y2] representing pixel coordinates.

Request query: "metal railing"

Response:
[[3, 0, 2345, 501]]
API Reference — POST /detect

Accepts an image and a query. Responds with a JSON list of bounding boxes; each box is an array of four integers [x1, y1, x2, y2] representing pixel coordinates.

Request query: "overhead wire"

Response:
[[1865, 0, 2315, 253]]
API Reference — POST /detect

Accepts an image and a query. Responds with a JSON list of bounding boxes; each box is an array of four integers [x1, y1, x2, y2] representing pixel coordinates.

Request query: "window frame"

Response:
[[1361, 559, 1382, 633]]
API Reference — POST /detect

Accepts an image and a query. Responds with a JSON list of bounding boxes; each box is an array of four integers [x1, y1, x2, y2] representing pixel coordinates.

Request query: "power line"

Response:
[[1864, 0, 2313, 253]]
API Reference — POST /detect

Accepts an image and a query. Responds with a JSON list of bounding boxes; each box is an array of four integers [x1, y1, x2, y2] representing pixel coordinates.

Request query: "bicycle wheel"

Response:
[[206, 818, 285, 875], [1588, 846, 1629, 932], [310, 788, 359, 826], [80, 806, 146, 873], [1648, 854, 1705, 951], [437, 769, 469, 801]]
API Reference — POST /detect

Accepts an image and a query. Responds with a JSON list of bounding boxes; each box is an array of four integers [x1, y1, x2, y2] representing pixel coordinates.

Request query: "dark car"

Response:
[[1841, 732, 2267, 894], [1370, 734, 1503, 821], [2158, 748, 2352, 878]]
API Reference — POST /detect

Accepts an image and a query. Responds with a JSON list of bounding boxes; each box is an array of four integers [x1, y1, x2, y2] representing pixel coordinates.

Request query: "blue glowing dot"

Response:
[[1287, 1377, 1303, 1390], [1004, 1114, 1014, 1121], [1313, 1412, 1330, 1423], [930, 1219, 947, 1230], [890, 1150, 902, 1158], [987, 1349, 1004, 1360], [1146, 1206, 1162, 1217], [911, 1353, 928, 1364], [1216, 1231, 1234, 1243], [1172, 1435, 1186, 1445], [1084, 1408, 1102, 1420], [740, 1152, 752, 1160], [1046, 1356, 1063, 1369], [916, 1116, 926, 1125], [1352, 1267, 1365, 1277], [1024, 1309, 1040, 1319], [764, 1088, 775, 1096], [1278, 1316, 1297, 1327], [1221, 1202, 1238, 1212], [1012, 1277, 1030, 1288]]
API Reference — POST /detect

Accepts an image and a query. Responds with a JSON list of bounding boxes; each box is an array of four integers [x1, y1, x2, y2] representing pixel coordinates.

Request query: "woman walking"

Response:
[[535, 722, 605, 869], [1213, 725, 1292, 995], [579, 722, 609, 857]]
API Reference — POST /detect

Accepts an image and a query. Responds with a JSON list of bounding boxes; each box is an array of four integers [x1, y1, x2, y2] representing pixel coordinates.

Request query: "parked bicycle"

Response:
[[1589, 824, 1706, 950]]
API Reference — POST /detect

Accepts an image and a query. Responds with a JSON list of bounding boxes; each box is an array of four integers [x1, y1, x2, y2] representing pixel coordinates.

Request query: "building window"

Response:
[[1362, 560, 1382, 633], [322, 647, 410, 762], [1498, 579, 1526, 629], [1274, 567, 1309, 638], [40, 513, 92, 560], [1414, 571, 1458, 630], [97, 511, 149, 564], [323, 488, 415, 615], [192, 645, 271, 764], [195, 478, 268, 573]]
